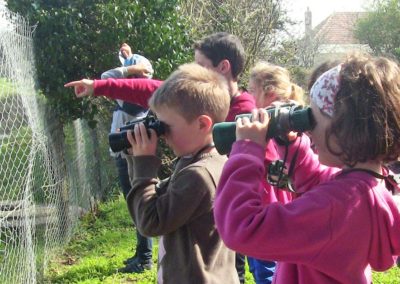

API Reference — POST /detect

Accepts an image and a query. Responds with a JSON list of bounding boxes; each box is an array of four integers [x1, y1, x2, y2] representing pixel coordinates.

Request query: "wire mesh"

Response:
[[0, 5, 116, 283]]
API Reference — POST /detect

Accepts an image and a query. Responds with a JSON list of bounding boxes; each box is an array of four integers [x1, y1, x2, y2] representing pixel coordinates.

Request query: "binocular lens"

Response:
[[212, 105, 315, 155]]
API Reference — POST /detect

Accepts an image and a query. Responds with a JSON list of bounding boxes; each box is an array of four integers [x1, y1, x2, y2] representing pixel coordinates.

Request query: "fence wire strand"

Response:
[[0, 5, 116, 283]]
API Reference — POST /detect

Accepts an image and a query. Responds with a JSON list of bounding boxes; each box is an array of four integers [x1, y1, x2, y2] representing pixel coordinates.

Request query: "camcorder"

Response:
[[109, 111, 166, 152], [212, 103, 315, 155]]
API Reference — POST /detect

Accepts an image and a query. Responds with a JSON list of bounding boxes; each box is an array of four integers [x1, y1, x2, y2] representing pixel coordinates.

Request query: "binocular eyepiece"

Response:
[[212, 104, 315, 155], [108, 113, 165, 153]]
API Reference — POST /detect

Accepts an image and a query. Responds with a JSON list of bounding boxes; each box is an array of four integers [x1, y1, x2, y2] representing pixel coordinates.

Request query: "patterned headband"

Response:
[[310, 65, 342, 117]]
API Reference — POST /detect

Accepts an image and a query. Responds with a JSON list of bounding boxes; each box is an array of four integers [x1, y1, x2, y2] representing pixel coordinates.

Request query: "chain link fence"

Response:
[[0, 5, 116, 283]]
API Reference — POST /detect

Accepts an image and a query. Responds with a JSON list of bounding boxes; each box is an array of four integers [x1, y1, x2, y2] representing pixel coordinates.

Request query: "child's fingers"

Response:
[[133, 123, 142, 143], [251, 108, 259, 121], [126, 130, 135, 147], [236, 117, 243, 128], [64, 81, 84, 96], [64, 81, 80, 88], [241, 116, 251, 125], [259, 108, 269, 126], [139, 125, 157, 144], [64, 80, 93, 97], [75, 86, 88, 97], [138, 123, 149, 143], [65, 82, 86, 97], [130, 123, 157, 156]]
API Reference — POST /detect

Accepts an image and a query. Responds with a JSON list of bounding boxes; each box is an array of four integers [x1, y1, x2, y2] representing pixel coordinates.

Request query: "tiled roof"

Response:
[[313, 12, 367, 44]]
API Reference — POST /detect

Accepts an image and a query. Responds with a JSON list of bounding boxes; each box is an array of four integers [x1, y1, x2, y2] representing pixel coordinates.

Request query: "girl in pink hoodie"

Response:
[[214, 54, 400, 284]]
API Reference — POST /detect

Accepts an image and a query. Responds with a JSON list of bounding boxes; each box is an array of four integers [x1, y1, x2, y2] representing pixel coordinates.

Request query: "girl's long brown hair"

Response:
[[326, 54, 400, 166]]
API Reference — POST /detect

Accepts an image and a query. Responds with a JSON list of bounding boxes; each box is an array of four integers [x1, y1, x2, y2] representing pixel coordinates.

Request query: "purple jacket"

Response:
[[215, 135, 400, 284]]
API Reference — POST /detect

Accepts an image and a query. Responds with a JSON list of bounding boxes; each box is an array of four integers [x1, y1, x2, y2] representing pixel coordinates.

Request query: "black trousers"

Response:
[[115, 156, 152, 260], [236, 253, 246, 283]]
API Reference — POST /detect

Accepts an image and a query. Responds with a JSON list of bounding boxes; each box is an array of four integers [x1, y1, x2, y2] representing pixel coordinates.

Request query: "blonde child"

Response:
[[125, 63, 239, 283], [249, 62, 304, 107], [245, 62, 305, 283]]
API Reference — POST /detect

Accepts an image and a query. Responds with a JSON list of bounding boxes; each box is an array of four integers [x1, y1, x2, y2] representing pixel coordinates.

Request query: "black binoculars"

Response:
[[212, 104, 315, 155], [108, 112, 165, 152]]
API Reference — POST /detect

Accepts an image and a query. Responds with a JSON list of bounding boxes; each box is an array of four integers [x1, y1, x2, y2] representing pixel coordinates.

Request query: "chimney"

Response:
[[305, 7, 312, 36]]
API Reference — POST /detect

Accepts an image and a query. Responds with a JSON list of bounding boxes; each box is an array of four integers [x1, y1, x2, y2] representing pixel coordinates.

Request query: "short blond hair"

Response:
[[250, 62, 305, 105], [149, 63, 230, 123]]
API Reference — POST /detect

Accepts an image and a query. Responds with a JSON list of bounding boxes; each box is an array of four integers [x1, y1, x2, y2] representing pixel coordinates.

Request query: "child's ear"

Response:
[[198, 115, 213, 132]]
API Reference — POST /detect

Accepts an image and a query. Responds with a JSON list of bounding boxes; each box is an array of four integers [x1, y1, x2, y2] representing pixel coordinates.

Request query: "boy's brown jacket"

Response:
[[125, 151, 239, 284]]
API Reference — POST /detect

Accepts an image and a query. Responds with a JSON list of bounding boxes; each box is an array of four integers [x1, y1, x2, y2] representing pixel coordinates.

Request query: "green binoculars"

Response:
[[212, 104, 315, 155]]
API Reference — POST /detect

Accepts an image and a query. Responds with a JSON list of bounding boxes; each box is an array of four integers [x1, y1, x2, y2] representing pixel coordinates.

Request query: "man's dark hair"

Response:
[[193, 32, 245, 80]]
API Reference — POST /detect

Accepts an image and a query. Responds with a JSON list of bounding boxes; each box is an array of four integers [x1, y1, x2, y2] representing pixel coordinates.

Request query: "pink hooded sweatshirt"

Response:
[[214, 135, 400, 284]]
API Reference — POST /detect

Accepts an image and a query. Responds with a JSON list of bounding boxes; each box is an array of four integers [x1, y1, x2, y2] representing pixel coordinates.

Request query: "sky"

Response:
[[284, 0, 371, 34], [0, 0, 370, 36]]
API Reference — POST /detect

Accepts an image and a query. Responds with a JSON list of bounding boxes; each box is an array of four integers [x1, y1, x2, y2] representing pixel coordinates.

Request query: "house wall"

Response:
[[314, 44, 371, 66]]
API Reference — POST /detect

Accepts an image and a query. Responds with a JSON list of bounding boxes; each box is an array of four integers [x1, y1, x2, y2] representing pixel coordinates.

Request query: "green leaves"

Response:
[[180, 0, 290, 73], [7, 0, 192, 124], [354, 0, 400, 61]]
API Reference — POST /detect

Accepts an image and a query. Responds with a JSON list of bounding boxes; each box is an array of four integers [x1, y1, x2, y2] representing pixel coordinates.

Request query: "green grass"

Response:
[[44, 195, 400, 283], [44, 195, 157, 283]]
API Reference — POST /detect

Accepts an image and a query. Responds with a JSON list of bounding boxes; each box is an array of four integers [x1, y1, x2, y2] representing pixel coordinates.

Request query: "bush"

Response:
[[7, 0, 192, 124]]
